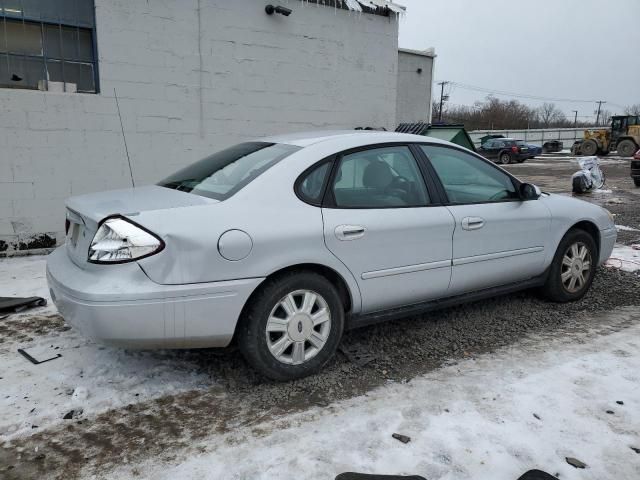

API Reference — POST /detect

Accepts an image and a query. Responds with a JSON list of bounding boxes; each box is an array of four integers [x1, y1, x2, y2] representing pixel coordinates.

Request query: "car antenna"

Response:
[[114, 88, 136, 188]]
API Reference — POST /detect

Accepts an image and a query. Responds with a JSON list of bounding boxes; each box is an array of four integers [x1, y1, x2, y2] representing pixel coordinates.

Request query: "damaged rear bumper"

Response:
[[46, 247, 263, 349]]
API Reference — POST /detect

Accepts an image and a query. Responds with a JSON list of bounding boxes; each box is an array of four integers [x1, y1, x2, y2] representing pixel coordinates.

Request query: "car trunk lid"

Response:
[[64, 186, 217, 268]]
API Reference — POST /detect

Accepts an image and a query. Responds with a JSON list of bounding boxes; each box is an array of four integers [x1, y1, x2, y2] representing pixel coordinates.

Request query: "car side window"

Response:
[[297, 161, 331, 205], [332, 146, 430, 208], [420, 145, 518, 204]]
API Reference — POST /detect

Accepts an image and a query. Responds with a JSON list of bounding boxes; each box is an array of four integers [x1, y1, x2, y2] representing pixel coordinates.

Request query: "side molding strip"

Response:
[[362, 259, 451, 280], [453, 246, 544, 266]]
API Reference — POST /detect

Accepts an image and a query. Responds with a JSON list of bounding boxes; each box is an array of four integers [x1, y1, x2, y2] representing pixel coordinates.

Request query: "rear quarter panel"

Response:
[[135, 141, 366, 313]]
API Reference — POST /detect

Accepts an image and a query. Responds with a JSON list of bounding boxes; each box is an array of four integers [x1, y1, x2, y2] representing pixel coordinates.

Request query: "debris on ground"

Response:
[[17, 347, 62, 365], [517, 470, 559, 480], [0, 296, 46, 313], [62, 409, 82, 420], [391, 433, 411, 444], [565, 457, 587, 469], [339, 344, 376, 367], [336, 473, 426, 480]]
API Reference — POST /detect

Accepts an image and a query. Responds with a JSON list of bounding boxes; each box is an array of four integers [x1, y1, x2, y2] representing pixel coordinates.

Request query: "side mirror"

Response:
[[519, 182, 541, 200]]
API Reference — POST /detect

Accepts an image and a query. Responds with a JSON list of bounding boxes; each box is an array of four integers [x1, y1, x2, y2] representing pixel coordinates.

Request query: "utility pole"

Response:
[[595, 101, 606, 126], [572, 110, 578, 128], [437, 81, 449, 123]]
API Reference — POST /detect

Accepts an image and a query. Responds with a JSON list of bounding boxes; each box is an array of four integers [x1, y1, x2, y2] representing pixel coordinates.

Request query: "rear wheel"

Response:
[[237, 271, 344, 381], [634, 177, 640, 187], [541, 229, 597, 302], [617, 139, 637, 157], [581, 139, 598, 156], [499, 152, 511, 164]]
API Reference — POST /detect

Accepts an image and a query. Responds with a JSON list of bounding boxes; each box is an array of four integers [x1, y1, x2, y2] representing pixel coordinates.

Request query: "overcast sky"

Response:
[[398, 0, 640, 121]]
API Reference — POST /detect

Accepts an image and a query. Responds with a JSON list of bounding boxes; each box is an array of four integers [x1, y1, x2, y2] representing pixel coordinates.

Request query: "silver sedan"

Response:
[[47, 131, 617, 380]]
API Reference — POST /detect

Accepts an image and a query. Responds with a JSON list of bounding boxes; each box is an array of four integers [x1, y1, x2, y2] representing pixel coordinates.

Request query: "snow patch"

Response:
[[0, 254, 56, 316], [111, 314, 640, 480], [0, 330, 212, 440], [605, 244, 640, 272], [615, 225, 639, 232]]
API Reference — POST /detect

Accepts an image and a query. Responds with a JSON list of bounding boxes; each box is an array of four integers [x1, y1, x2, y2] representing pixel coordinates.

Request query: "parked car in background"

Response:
[[631, 149, 640, 187], [47, 131, 616, 380], [524, 143, 542, 158], [542, 140, 563, 153], [477, 138, 530, 164]]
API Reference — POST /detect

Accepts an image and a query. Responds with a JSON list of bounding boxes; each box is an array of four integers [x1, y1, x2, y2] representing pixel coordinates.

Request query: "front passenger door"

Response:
[[419, 145, 551, 295]]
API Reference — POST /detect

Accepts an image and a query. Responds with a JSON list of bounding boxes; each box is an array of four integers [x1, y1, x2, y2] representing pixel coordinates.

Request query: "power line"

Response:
[[436, 81, 599, 104]]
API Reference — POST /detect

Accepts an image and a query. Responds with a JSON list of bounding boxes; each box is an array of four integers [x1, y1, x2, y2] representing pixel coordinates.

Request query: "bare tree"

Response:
[[625, 104, 640, 115], [537, 102, 566, 128]]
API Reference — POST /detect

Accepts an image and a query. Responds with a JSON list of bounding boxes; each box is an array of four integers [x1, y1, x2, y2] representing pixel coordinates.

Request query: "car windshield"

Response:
[[159, 142, 300, 200], [515, 140, 527, 146]]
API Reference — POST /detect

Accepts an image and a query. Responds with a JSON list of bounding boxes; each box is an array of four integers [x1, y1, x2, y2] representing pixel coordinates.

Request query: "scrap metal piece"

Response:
[[391, 433, 411, 444], [18, 348, 62, 365], [0, 296, 47, 313]]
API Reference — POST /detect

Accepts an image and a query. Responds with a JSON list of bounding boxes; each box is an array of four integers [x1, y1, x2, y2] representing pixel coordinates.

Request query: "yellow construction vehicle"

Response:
[[579, 115, 640, 157]]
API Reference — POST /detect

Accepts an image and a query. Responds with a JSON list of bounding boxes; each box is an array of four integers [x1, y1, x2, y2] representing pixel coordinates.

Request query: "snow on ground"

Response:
[[110, 312, 640, 480], [1, 256, 212, 440], [0, 254, 56, 316], [616, 224, 640, 232], [605, 244, 640, 273], [0, 328, 212, 440]]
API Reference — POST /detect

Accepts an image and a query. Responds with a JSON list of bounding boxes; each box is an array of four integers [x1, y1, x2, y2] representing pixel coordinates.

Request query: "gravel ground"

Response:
[[1, 153, 640, 479], [2, 267, 639, 479]]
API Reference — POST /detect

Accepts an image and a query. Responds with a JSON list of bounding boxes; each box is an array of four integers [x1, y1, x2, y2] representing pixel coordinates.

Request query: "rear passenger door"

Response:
[[320, 145, 455, 313]]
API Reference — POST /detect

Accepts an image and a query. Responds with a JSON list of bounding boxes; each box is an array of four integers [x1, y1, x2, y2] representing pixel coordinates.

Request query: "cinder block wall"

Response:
[[396, 49, 434, 124], [0, 0, 399, 252]]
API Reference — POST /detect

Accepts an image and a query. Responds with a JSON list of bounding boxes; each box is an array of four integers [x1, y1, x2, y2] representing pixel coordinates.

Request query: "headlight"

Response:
[[604, 208, 615, 224], [88, 216, 164, 264]]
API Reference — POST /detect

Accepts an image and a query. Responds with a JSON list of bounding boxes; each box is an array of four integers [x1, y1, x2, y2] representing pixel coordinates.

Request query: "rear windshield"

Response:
[[159, 142, 300, 200]]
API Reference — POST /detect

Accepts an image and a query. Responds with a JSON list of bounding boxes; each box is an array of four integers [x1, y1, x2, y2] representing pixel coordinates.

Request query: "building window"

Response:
[[0, 0, 98, 93]]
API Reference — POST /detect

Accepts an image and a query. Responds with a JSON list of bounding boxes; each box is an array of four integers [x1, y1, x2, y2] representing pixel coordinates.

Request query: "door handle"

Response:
[[461, 217, 484, 230], [335, 225, 366, 241]]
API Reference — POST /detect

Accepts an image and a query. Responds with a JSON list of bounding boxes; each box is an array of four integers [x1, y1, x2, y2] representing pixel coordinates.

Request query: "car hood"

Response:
[[66, 185, 218, 223]]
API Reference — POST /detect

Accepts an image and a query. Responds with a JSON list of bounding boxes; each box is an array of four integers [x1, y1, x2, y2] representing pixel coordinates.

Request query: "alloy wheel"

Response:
[[265, 289, 332, 365], [561, 242, 592, 293]]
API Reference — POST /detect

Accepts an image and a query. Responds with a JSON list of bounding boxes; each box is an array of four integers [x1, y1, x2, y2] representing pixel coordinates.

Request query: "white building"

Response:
[[0, 0, 434, 253]]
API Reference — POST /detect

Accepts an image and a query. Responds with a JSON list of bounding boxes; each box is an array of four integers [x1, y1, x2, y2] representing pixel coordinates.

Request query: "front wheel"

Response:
[[237, 271, 345, 381], [634, 177, 640, 187], [617, 139, 637, 157], [499, 152, 511, 164], [541, 229, 597, 302], [581, 139, 598, 156]]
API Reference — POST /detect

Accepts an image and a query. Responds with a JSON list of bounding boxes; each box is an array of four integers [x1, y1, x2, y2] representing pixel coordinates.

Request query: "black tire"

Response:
[[634, 177, 640, 187], [617, 139, 637, 157], [581, 139, 598, 156], [499, 152, 511, 164], [237, 271, 345, 381], [541, 229, 597, 302]]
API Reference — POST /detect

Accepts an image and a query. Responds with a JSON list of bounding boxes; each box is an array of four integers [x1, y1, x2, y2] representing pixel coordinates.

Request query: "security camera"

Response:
[[265, 4, 292, 16], [275, 6, 292, 15]]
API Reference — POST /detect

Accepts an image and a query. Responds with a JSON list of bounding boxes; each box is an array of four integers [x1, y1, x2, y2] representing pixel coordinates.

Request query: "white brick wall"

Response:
[[396, 49, 434, 124], [0, 0, 401, 251]]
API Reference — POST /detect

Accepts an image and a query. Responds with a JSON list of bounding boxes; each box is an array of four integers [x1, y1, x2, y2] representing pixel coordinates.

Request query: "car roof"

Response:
[[258, 130, 451, 148]]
